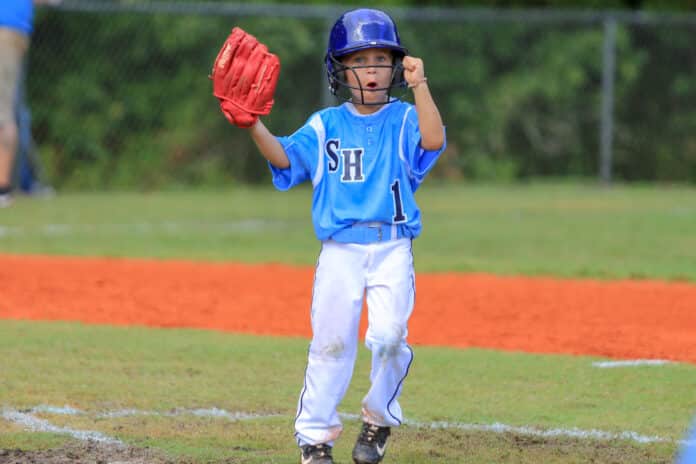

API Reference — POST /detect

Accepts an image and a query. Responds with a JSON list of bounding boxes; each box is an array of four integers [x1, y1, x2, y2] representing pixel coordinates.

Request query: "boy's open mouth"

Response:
[[365, 81, 378, 90]]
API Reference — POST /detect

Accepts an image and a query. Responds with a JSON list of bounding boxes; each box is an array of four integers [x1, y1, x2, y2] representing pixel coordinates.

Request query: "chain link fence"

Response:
[[23, 1, 696, 189]]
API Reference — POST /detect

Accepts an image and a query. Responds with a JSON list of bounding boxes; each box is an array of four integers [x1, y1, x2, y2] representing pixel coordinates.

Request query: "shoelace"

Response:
[[358, 423, 388, 444], [307, 444, 332, 458]]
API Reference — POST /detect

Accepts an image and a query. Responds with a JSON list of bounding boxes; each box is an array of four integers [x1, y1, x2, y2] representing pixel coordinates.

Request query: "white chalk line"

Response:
[[2, 409, 122, 445], [1, 405, 283, 446], [592, 359, 675, 368], [2, 405, 692, 447]]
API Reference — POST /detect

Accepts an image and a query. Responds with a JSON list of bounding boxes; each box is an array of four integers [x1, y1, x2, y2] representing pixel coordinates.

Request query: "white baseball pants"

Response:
[[294, 238, 415, 447]]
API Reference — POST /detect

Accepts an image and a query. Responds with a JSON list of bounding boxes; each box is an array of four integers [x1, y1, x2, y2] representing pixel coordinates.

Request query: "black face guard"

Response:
[[327, 54, 408, 106]]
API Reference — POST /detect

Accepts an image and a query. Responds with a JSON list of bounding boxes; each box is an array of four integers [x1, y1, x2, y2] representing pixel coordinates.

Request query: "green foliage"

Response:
[[29, 10, 326, 189], [26, 5, 696, 189], [613, 24, 696, 181]]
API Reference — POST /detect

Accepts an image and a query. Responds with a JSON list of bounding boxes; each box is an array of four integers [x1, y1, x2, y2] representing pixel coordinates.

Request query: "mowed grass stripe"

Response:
[[2, 182, 695, 280]]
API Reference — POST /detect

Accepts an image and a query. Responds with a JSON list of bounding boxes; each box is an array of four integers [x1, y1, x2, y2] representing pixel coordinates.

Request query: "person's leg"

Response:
[[0, 28, 29, 203], [0, 122, 18, 196], [294, 241, 369, 448], [362, 238, 415, 427], [15, 57, 33, 193], [352, 238, 415, 464]]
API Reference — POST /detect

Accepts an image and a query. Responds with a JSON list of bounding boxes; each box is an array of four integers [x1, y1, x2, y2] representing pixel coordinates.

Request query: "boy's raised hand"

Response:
[[402, 56, 427, 89]]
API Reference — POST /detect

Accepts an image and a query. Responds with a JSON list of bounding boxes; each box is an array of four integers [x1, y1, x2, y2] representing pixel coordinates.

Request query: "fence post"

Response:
[[599, 18, 617, 185]]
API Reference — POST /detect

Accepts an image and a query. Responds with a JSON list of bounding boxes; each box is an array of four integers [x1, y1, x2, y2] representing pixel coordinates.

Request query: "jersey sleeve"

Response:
[[269, 114, 322, 191], [401, 107, 447, 190]]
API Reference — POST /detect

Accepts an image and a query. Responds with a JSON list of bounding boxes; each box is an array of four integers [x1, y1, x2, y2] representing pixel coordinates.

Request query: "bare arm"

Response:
[[402, 56, 445, 151], [247, 119, 290, 169]]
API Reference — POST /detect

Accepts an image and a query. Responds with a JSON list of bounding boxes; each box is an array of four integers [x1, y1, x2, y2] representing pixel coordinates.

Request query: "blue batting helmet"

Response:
[[325, 8, 408, 99]]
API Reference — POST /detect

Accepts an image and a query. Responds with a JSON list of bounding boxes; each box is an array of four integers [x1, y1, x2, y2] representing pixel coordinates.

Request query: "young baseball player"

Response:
[[246, 8, 445, 464]]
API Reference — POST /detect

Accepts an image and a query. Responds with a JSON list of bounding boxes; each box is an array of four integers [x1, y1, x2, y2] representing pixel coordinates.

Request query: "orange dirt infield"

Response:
[[2, 254, 695, 364]]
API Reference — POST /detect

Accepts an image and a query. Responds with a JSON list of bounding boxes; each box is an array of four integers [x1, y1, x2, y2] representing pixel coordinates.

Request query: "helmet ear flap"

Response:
[[326, 53, 345, 96], [391, 55, 406, 89], [326, 66, 338, 95]]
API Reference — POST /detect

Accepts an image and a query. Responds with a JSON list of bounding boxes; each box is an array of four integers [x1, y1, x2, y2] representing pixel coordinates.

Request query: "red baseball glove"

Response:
[[211, 27, 280, 128]]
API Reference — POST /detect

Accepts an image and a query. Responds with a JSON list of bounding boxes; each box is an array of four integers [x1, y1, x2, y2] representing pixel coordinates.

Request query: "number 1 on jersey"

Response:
[[391, 180, 407, 223]]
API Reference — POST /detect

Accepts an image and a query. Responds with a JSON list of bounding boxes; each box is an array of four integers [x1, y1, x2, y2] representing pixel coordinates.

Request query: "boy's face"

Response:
[[341, 48, 395, 106]]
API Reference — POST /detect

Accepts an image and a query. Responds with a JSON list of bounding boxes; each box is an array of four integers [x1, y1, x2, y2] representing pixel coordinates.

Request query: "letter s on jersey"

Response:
[[326, 139, 340, 173]]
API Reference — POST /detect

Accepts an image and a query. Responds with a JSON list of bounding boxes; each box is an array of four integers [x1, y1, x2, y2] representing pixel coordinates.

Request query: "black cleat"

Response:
[[352, 422, 391, 464], [300, 443, 334, 464]]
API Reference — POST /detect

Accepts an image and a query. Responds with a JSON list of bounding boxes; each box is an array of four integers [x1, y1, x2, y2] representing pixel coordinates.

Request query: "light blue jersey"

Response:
[[270, 100, 446, 241]]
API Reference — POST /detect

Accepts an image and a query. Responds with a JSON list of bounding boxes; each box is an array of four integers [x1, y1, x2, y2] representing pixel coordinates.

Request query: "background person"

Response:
[[0, 0, 60, 207], [678, 418, 696, 464], [14, 57, 53, 196]]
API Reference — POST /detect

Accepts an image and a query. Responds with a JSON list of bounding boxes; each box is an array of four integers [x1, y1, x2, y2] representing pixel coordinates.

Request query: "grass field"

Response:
[[2, 182, 696, 463], [2, 182, 696, 279]]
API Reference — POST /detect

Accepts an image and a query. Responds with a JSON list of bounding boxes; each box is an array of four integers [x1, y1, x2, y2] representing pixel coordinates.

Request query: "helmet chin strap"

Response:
[[350, 94, 390, 106]]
